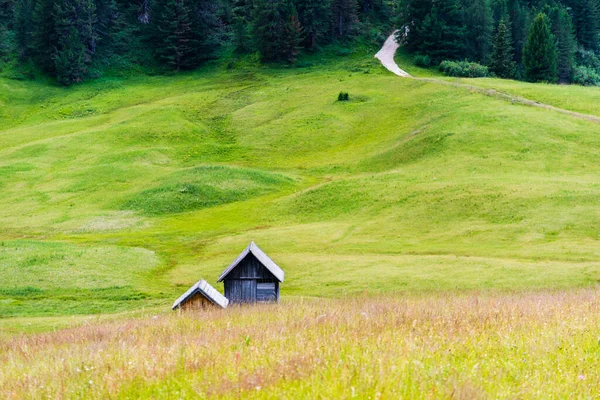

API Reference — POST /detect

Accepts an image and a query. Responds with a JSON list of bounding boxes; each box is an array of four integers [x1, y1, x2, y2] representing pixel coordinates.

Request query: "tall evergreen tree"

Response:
[[253, 0, 303, 62], [0, 0, 13, 58], [14, 0, 34, 60], [330, 0, 358, 39], [403, 0, 432, 53], [566, 0, 600, 50], [490, 19, 516, 78], [95, 0, 118, 47], [296, 0, 331, 49], [418, 0, 465, 62], [462, 0, 493, 63], [53, 0, 97, 85], [192, 0, 223, 61], [551, 6, 576, 83], [230, 0, 253, 52], [508, 0, 529, 68], [152, 0, 199, 70], [32, 0, 58, 73], [523, 12, 557, 83]]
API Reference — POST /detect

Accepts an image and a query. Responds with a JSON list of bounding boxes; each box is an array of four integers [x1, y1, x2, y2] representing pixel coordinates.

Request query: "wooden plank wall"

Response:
[[224, 254, 280, 304]]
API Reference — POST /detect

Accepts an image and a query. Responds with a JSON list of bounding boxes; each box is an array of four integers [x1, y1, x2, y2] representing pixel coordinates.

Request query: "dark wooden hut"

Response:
[[172, 279, 229, 310], [217, 241, 284, 304]]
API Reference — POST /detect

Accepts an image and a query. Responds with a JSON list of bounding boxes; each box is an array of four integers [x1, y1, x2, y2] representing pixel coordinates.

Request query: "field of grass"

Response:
[[3, 40, 600, 397], [2, 47, 600, 326], [2, 289, 600, 398]]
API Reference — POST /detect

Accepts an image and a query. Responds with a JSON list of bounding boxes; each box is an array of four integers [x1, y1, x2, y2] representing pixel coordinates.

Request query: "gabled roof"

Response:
[[218, 241, 284, 283], [172, 279, 229, 310]]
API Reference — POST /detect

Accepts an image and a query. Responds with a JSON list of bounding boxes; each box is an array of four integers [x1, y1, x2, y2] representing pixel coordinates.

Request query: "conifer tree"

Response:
[[253, 0, 303, 62], [231, 0, 252, 52], [32, 0, 57, 73], [14, 0, 33, 59], [53, 0, 97, 85], [0, 0, 13, 57], [330, 0, 358, 39], [567, 0, 600, 50], [553, 7, 576, 83], [462, 0, 493, 63], [509, 0, 529, 67], [296, 0, 331, 49], [152, 0, 199, 70], [419, 0, 465, 62], [523, 13, 557, 83], [490, 19, 516, 78], [403, 0, 432, 53]]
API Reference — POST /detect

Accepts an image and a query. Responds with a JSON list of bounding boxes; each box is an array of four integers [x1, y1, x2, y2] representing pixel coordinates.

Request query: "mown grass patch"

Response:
[[122, 166, 294, 215], [0, 241, 165, 317]]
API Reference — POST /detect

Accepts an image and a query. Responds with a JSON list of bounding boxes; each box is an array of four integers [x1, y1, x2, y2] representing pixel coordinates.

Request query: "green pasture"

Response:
[[2, 50, 600, 329]]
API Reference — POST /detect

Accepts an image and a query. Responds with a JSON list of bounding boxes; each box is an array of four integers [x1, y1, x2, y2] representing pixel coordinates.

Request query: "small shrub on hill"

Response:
[[414, 54, 432, 67], [439, 60, 489, 78], [338, 92, 350, 101]]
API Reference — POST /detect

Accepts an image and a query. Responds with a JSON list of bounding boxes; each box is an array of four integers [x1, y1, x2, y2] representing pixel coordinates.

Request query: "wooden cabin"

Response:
[[172, 279, 229, 310], [217, 241, 284, 304]]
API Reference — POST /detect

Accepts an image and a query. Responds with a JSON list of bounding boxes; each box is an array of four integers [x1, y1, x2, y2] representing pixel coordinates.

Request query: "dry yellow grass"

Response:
[[2, 289, 600, 399]]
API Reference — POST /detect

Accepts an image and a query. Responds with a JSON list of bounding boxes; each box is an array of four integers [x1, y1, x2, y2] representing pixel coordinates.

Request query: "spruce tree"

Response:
[[193, 0, 222, 61], [418, 0, 465, 62], [509, 0, 529, 68], [14, 0, 34, 60], [0, 0, 13, 59], [53, 0, 97, 85], [568, 0, 600, 50], [522, 13, 558, 83], [490, 19, 516, 78], [330, 0, 358, 39], [403, 0, 432, 53], [231, 0, 253, 52], [32, 0, 58, 73], [152, 0, 200, 70], [296, 0, 331, 49], [253, 0, 303, 62], [553, 7, 576, 83], [462, 0, 493, 63]]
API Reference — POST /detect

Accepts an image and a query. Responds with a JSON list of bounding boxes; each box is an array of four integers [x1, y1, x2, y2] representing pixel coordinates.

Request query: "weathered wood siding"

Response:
[[224, 253, 280, 304], [180, 292, 214, 310], [223, 253, 275, 280]]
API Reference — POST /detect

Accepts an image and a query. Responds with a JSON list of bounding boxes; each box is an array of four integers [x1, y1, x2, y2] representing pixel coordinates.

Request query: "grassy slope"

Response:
[[2, 51, 600, 326]]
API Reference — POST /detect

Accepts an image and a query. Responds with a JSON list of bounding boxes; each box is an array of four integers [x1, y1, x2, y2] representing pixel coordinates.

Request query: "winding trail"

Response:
[[375, 33, 600, 124], [374, 31, 411, 77]]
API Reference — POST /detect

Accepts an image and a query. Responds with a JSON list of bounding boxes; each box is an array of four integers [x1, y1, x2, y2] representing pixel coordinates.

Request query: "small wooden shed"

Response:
[[172, 279, 229, 310], [217, 241, 284, 304]]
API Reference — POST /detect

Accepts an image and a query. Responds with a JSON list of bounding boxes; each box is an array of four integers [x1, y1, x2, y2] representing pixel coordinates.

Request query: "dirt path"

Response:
[[374, 32, 600, 124], [374, 31, 411, 77]]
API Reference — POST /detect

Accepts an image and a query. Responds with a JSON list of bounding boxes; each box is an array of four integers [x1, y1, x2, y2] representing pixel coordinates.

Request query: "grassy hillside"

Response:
[[2, 51, 600, 328]]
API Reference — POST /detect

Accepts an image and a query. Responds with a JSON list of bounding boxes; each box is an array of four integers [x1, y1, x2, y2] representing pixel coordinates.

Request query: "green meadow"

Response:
[[2, 50, 600, 330]]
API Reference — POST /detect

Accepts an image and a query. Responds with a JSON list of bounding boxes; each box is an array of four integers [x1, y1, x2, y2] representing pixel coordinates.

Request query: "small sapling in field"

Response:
[[337, 91, 350, 101]]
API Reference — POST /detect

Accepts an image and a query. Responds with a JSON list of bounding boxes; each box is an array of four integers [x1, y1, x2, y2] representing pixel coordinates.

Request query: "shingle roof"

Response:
[[172, 279, 229, 310], [217, 241, 284, 283]]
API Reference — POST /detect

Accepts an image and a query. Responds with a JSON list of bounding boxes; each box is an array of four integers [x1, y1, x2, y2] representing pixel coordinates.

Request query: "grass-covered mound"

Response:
[[0, 241, 161, 317], [123, 166, 293, 215]]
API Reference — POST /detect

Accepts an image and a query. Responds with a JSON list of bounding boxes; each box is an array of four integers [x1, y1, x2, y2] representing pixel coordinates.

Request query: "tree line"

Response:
[[398, 0, 600, 83], [0, 0, 389, 84], [0, 0, 599, 85]]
